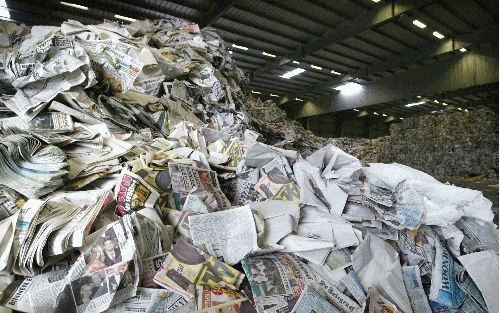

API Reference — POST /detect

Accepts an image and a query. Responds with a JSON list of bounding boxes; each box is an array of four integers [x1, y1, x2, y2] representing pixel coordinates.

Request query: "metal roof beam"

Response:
[[200, 0, 236, 28], [252, 0, 435, 77]]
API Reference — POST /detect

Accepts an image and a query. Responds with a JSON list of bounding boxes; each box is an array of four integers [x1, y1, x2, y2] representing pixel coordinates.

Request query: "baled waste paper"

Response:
[[0, 16, 498, 313]]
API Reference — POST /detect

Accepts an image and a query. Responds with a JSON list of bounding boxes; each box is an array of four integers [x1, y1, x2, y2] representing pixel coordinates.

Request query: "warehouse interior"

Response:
[[2, 0, 498, 138], [0, 1, 499, 312]]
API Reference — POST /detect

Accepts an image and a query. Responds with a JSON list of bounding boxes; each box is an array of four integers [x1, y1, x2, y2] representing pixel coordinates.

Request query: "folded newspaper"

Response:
[[0, 16, 497, 313]]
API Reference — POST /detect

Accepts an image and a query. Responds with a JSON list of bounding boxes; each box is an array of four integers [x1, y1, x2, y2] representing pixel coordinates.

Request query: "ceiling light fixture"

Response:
[[331, 70, 341, 75], [232, 44, 248, 50], [354, 109, 359, 112], [228, 51, 233, 54], [251, 90, 261, 94], [405, 101, 426, 107], [433, 31, 445, 39], [310, 65, 322, 70], [262, 51, 276, 57], [295, 98, 303, 101], [433, 99, 439, 103], [334, 82, 362, 95], [400, 117, 404, 120], [382, 113, 387, 117], [417, 95, 422, 98], [270, 94, 279, 97], [459, 47, 467, 52], [0, 0, 10, 18], [464, 109, 469, 112], [372, 0, 380, 2], [442, 102, 448, 106], [412, 19, 427, 29], [280, 68, 306, 79], [60, 1, 88, 10], [115, 14, 136, 22], [457, 107, 462, 111], [292, 60, 300, 64], [373, 112, 379, 115]]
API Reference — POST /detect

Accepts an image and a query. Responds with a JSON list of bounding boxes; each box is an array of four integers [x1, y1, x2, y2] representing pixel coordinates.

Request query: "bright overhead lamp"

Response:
[[232, 44, 248, 50], [433, 31, 445, 39], [331, 70, 341, 75], [353, 109, 359, 112], [412, 20, 426, 29], [459, 47, 467, 52], [433, 99, 439, 103], [442, 102, 448, 106], [372, 0, 380, 2], [334, 82, 362, 95], [262, 51, 276, 58], [382, 113, 387, 117], [115, 14, 136, 22], [405, 101, 425, 107], [295, 98, 303, 101], [0, 0, 10, 18], [270, 94, 279, 97], [251, 90, 261, 94], [399, 117, 404, 120], [292, 60, 300, 64], [457, 107, 462, 111], [280, 68, 305, 79], [464, 109, 469, 112], [373, 112, 379, 115], [310, 65, 322, 70], [416, 95, 421, 98], [228, 50, 233, 54], [60, 1, 88, 10]]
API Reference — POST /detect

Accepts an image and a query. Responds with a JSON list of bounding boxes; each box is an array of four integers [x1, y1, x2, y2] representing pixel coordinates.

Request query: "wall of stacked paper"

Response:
[[0, 17, 498, 313]]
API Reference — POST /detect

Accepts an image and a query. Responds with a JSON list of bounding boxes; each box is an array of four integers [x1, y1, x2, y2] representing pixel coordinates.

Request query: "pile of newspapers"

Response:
[[0, 16, 498, 313], [242, 97, 329, 151]]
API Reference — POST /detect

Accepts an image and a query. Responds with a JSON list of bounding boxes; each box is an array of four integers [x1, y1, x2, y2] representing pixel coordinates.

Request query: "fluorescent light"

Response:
[[372, 0, 380, 2], [295, 98, 303, 101], [280, 68, 306, 79], [115, 14, 136, 22], [232, 44, 248, 50], [262, 51, 276, 58], [412, 20, 426, 29], [270, 94, 279, 97], [373, 112, 379, 115], [251, 90, 261, 94], [292, 60, 300, 64], [310, 65, 322, 70], [334, 82, 362, 95], [433, 99, 439, 103], [405, 101, 425, 107], [400, 117, 404, 120], [433, 31, 445, 39], [464, 109, 469, 112], [354, 109, 360, 112], [228, 51, 233, 54], [417, 95, 421, 98], [382, 113, 387, 117], [442, 102, 448, 106], [457, 107, 462, 111], [0, 0, 9, 19], [459, 47, 467, 52], [60, 1, 88, 10], [331, 70, 341, 75]]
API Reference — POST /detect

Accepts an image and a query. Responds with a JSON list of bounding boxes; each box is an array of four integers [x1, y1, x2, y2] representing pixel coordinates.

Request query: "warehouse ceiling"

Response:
[[1, 0, 498, 121]]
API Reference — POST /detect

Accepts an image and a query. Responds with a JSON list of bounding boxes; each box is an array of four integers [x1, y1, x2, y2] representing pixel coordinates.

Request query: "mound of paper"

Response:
[[0, 16, 498, 313]]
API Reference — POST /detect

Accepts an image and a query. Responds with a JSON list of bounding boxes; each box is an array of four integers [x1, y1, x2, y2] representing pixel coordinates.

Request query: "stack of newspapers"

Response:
[[0, 16, 497, 313]]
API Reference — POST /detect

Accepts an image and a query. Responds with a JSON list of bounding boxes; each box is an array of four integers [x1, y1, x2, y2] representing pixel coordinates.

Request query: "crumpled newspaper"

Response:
[[0, 16, 497, 313]]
